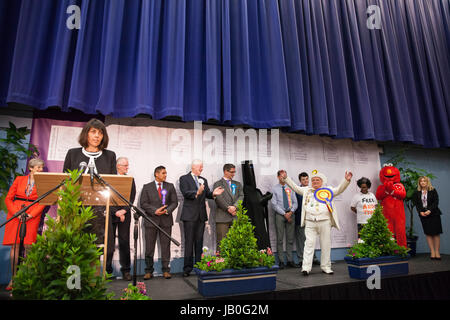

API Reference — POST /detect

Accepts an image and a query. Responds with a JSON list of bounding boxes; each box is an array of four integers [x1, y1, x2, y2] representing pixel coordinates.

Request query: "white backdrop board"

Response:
[[102, 117, 381, 261]]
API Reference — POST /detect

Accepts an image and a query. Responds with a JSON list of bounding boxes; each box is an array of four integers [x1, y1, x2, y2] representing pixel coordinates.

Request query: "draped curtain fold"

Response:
[[1, 0, 449, 147]]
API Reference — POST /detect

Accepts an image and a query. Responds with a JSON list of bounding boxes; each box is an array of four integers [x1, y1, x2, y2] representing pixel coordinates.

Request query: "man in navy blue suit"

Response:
[[179, 159, 224, 276]]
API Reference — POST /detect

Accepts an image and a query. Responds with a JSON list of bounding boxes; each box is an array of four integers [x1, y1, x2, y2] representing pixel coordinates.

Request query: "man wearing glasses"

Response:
[[213, 164, 244, 252]]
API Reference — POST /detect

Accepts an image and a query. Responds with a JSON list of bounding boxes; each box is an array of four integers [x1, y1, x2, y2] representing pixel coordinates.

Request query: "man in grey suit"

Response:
[[213, 164, 244, 252], [140, 166, 178, 280]]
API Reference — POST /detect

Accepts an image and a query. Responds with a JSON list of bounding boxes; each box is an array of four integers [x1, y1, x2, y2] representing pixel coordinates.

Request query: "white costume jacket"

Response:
[[284, 177, 350, 230]]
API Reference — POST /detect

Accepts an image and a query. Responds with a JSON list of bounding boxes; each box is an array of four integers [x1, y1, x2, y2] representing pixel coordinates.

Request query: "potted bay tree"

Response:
[[345, 204, 410, 279], [194, 201, 277, 297]]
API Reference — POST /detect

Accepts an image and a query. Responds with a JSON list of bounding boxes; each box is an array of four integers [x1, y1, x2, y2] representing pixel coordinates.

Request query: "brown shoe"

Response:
[[143, 273, 153, 280], [123, 272, 132, 281], [163, 272, 172, 279]]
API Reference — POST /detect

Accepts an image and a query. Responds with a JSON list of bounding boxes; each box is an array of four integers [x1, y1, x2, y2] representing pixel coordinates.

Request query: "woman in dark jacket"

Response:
[[63, 119, 117, 248], [412, 176, 443, 260]]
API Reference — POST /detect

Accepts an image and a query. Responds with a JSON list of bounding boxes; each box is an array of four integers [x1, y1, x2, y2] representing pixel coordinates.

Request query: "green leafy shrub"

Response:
[[12, 170, 113, 300], [195, 201, 275, 272], [347, 204, 409, 259]]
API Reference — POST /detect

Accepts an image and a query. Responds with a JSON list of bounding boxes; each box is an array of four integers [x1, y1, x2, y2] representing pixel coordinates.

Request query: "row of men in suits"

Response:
[[110, 158, 243, 279]]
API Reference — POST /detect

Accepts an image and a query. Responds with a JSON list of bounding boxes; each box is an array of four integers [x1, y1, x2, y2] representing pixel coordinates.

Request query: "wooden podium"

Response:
[[34, 172, 134, 278]]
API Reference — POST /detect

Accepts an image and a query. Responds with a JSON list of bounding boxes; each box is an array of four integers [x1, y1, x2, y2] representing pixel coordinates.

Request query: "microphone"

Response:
[[88, 162, 95, 184], [73, 162, 88, 183]]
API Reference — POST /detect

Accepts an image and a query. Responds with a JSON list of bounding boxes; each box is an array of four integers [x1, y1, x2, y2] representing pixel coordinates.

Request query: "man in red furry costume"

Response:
[[375, 164, 407, 247]]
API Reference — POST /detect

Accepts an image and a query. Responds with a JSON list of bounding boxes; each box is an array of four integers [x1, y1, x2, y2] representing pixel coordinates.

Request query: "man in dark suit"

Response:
[[179, 159, 224, 277], [140, 166, 178, 279], [106, 157, 136, 281], [213, 164, 244, 252]]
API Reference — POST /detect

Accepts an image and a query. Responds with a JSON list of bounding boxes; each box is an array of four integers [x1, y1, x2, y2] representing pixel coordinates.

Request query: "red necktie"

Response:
[[158, 183, 162, 200]]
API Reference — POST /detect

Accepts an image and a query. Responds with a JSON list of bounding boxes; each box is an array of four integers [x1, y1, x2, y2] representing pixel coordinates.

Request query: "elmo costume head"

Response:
[[379, 163, 401, 184]]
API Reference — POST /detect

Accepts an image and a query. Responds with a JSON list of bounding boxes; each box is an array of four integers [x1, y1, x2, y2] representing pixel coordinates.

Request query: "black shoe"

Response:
[[183, 272, 190, 277], [278, 262, 285, 269], [302, 270, 309, 276], [287, 261, 301, 268]]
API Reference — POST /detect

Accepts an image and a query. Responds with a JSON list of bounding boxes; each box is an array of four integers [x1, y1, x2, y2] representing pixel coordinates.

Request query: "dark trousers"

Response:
[[144, 225, 172, 273], [183, 220, 205, 273], [106, 213, 131, 274], [216, 222, 232, 252]]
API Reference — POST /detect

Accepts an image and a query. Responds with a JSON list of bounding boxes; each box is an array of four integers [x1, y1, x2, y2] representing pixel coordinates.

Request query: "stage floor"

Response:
[[106, 253, 450, 300], [1, 253, 448, 300]]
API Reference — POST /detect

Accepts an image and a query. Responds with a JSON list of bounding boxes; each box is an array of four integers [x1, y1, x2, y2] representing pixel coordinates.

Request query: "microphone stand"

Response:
[[91, 172, 180, 286], [132, 209, 139, 286], [18, 213, 28, 260]]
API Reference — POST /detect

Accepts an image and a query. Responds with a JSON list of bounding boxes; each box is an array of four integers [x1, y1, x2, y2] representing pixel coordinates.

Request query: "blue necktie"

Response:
[[282, 185, 289, 210], [194, 175, 199, 189]]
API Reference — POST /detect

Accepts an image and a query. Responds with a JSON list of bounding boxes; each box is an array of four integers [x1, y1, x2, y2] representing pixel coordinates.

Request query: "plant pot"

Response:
[[406, 236, 418, 256], [344, 255, 409, 280], [194, 266, 279, 297]]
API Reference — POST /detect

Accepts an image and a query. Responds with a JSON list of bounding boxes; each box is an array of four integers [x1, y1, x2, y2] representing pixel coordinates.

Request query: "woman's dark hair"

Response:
[[78, 119, 109, 150], [357, 177, 371, 188]]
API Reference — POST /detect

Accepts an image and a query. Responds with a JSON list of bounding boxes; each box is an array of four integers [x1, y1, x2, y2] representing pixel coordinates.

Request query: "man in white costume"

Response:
[[280, 170, 352, 275]]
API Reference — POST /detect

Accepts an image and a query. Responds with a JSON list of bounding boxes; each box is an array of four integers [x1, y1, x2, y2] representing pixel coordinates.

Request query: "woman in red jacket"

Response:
[[3, 158, 46, 290]]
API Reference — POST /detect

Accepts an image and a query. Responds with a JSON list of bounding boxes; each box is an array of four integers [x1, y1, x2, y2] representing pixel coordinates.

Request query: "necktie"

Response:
[[194, 175, 199, 189], [282, 185, 289, 210], [158, 183, 162, 200], [227, 179, 232, 190]]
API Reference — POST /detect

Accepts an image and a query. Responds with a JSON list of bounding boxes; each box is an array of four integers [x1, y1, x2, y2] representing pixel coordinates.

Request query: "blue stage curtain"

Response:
[[0, 0, 449, 147]]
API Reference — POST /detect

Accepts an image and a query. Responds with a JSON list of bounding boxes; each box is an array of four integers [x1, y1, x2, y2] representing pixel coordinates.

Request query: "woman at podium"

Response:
[[63, 118, 117, 247], [3, 158, 46, 290]]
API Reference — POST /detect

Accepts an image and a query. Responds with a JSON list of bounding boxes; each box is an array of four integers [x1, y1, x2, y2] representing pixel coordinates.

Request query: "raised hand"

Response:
[[345, 171, 353, 181], [213, 186, 224, 197], [197, 183, 205, 196]]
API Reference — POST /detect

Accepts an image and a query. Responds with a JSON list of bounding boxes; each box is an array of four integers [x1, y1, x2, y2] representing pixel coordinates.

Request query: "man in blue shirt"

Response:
[[271, 170, 300, 268]]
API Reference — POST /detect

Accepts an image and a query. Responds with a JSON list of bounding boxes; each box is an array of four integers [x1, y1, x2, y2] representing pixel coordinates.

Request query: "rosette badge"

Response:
[[161, 189, 167, 205], [314, 187, 334, 213], [231, 183, 237, 195]]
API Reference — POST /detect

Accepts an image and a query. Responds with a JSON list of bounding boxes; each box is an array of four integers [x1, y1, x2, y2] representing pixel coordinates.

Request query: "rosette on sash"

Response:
[[314, 187, 334, 213]]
